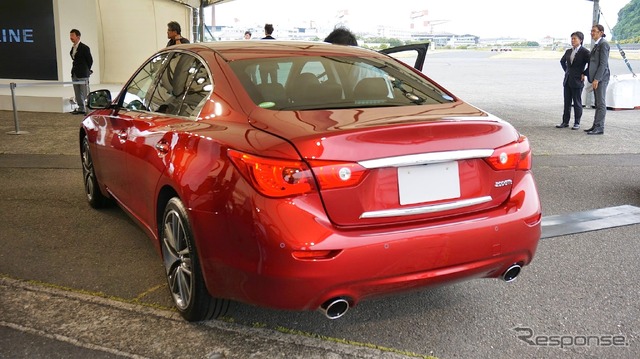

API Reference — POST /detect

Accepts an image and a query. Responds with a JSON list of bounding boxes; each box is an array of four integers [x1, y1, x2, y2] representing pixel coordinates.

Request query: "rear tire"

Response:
[[81, 136, 109, 208], [161, 197, 230, 321]]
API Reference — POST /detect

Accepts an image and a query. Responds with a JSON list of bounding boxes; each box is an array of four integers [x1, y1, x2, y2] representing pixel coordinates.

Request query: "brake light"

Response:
[[228, 150, 315, 197], [485, 135, 532, 171], [228, 150, 369, 197]]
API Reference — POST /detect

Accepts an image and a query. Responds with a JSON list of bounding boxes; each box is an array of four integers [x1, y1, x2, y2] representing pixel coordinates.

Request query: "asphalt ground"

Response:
[[1, 50, 640, 358]]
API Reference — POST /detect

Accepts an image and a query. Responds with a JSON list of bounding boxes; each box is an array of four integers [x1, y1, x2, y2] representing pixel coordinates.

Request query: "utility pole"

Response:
[[588, 0, 600, 47], [591, 0, 600, 26]]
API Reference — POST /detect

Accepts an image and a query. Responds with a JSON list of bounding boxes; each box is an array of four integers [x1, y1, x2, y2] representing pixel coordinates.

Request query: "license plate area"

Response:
[[398, 161, 460, 205]]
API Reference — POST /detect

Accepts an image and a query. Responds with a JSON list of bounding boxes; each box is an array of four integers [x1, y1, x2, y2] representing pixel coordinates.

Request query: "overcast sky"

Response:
[[212, 0, 630, 40]]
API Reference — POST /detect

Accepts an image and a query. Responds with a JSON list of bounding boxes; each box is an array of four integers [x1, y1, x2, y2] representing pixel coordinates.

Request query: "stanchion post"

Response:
[[7, 82, 28, 135], [84, 78, 90, 114]]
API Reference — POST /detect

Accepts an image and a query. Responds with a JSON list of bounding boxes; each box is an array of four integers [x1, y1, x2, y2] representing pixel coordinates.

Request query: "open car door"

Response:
[[380, 43, 429, 72]]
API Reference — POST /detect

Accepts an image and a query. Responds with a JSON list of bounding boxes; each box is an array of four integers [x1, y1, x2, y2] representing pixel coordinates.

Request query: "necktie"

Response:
[[570, 48, 576, 63], [72, 44, 77, 59]]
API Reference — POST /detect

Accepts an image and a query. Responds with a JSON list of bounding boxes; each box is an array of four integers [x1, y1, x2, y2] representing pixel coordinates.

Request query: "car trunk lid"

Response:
[[249, 102, 523, 227]]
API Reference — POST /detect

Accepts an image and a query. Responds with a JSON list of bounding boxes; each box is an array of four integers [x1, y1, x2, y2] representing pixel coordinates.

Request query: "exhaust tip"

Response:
[[320, 298, 350, 320], [502, 264, 521, 282]]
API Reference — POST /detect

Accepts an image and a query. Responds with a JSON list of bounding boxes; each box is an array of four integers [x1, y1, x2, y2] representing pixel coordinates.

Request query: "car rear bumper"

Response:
[[191, 171, 541, 311]]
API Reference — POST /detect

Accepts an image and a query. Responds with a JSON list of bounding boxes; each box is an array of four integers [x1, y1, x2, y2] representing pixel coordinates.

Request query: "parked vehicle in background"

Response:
[[491, 46, 513, 52]]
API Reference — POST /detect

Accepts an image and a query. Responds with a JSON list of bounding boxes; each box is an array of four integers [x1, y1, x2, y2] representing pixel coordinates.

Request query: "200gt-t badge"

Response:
[[495, 179, 513, 188]]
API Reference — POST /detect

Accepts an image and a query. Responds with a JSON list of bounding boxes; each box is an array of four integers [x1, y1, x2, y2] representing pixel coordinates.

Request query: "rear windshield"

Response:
[[228, 56, 454, 110]]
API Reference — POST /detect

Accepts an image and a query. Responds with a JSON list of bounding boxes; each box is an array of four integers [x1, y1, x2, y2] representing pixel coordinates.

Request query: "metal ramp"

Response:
[[541, 205, 640, 239]]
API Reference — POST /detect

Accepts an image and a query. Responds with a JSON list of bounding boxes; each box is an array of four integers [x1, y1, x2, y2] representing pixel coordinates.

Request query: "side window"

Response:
[[148, 53, 213, 118], [149, 53, 197, 115], [122, 53, 169, 111], [177, 63, 212, 117]]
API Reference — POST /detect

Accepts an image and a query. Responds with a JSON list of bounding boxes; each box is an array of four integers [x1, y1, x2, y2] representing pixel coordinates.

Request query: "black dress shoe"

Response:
[[586, 129, 604, 135], [583, 127, 594, 132], [571, 124, 580, 130], [555, 123, 569, 128], [70, 110, 84, 115]]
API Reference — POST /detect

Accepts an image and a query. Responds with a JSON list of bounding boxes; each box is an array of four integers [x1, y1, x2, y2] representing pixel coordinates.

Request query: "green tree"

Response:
[[612, 0, 640, 40]]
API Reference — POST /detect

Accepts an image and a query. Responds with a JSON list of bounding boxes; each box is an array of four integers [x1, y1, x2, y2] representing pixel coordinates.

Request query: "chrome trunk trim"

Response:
[[360, 196, 493, 219], [358, 149, 494, 169]]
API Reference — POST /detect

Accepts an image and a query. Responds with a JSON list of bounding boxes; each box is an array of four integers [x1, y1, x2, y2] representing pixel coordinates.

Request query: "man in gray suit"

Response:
[[585, 24, 610, 135]]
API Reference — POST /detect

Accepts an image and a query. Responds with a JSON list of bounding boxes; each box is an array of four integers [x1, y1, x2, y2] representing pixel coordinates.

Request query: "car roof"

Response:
[[176, 40, 387, 61]]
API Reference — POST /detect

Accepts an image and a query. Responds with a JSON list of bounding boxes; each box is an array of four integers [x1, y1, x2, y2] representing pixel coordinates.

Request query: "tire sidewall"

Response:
[[162, 197, 210, 321], [81, 136, 107, 208]]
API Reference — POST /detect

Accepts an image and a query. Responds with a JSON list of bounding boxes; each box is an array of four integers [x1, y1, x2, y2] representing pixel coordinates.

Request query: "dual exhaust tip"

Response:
[[319, 298, 350, 320], [502, 263, 522, 282], [318, 264, 522, 319]]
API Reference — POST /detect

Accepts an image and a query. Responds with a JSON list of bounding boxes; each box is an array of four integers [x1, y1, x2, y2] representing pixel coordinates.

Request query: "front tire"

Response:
[[161, 197, 230, 321], [81, 136, 109, 208]]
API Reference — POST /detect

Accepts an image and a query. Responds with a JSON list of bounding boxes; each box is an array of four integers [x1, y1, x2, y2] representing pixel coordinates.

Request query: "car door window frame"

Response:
[[379, 43, 429, 72], [119, 52, 171, 111], [118, 50, 214, 120]]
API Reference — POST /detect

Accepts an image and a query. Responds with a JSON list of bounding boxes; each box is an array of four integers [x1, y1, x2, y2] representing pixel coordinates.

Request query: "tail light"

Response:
[[485, 135, 532, 171], [307, 160, 368, 190], [228, 150, 368, 198]]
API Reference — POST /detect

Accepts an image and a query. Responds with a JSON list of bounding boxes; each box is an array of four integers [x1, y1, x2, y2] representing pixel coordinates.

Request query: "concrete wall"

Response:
[[0, 0, 192, 113], [1, 0, 191, 86], [95, 0, 192, 83], [55, 0, 101, 84]]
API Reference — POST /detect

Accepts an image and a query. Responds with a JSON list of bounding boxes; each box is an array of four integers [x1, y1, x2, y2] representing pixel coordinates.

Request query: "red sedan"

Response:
[[81, 41, 541, 321]]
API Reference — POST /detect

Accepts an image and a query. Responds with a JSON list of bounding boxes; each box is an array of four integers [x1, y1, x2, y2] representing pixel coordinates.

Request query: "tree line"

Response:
[[612, 0, 640, 42]]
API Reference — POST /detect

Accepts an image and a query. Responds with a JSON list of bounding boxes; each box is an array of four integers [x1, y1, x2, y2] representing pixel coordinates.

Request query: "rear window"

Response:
[[229, 56, 454, 110]]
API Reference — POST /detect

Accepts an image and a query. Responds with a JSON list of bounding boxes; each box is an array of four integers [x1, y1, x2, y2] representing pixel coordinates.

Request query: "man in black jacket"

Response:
[[166, 21, 190, 46], [556, 31, 590, 130], [69, 29, 93, 114]]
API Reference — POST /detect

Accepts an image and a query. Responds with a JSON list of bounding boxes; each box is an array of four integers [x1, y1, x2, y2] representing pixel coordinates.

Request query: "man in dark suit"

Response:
[[584, 24, 610, 135], [69, 29, 93, 115], [259, 24, 278, 83], [556, 31, 590, 130]]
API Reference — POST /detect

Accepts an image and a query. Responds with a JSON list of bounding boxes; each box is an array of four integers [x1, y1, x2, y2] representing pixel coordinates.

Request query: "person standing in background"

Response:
[[166, 21, 190, 46], [259, 24, 278, 83], [585, 24, 610, 135], [324, 27, 358, 46], [244, 30, 252, 40], [261, 24, 275, 40], [556, 31, 590, 130], [69, 29, 93, 115]]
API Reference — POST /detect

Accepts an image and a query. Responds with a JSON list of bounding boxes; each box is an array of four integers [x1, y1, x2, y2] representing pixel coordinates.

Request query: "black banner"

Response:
[[0, 0, 58, 80]]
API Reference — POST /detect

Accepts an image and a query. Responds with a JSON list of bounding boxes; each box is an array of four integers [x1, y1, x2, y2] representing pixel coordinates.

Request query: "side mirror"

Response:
[[87, 89, 112, 109]]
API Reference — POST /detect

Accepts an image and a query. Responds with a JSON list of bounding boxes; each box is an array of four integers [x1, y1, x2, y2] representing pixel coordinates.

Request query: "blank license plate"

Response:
[[398, 161, 460, 205]]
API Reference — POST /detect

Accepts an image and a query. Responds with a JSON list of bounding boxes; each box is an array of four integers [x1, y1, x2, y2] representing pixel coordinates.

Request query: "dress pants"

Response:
[[562, 84, 583, 125], [591, 80, 608, 131], [72, 75, 90, 112]]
